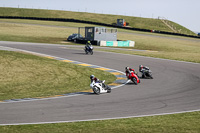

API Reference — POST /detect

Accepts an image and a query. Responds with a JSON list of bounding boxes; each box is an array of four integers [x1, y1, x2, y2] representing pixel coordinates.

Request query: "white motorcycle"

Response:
[[90, 80, 111, 95]]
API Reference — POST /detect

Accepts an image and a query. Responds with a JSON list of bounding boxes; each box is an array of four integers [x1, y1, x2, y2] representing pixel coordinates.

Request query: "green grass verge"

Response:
[[0, 22, 71, 44], [0, 50, 116, 101], [0, 111, 200, 133], [117, 32, 200, 63]]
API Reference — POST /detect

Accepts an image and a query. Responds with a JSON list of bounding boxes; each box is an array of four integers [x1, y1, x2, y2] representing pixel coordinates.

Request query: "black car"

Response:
[[67, 33, 83, 42]]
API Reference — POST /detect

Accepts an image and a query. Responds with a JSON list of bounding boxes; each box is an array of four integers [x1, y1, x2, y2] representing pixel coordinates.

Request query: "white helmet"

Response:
[[90, 75, 94, 80]]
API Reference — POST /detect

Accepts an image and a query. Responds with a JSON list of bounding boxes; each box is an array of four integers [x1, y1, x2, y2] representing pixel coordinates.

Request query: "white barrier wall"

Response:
[[99, 40, 135, 47]]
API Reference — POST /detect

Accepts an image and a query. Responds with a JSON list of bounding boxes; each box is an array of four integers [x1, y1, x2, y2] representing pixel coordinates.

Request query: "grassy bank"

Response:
[[0, 111, 200, 133], [0, 7, 196, 35], [0, 50, 116, 101]]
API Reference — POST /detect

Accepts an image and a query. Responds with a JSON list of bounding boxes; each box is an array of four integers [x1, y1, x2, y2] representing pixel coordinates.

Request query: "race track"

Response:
[[0, 41, 200, 125]]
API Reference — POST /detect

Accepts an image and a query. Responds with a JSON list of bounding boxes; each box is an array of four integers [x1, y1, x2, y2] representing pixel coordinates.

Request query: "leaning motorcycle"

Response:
[[127, 71, 140, 85], [90, 80, 111, 95], [140, 67, 153, 79], [85, 45, 93, 55]]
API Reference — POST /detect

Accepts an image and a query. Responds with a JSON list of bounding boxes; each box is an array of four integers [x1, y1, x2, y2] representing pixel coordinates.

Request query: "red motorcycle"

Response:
[[127, 71, 140, 85]]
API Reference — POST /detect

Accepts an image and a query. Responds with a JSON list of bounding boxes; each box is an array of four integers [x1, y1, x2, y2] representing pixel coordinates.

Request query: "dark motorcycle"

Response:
[[85, 45, 93, 55], [140, 67, 153, 79]]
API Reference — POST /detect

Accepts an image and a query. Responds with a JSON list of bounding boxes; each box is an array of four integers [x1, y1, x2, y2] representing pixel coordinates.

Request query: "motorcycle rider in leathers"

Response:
[[90, 75, 99, 83], [125, 66, 136, 79], [90, 75, 106, 88], [85, 41, 92, 51], [139, 65, 150, 77]]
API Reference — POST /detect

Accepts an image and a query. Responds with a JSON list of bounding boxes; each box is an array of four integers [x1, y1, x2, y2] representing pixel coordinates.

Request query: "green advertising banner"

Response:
[[106, 41, 114, 46], [117, 41, 130, 47], [104, 41, 133, 47]]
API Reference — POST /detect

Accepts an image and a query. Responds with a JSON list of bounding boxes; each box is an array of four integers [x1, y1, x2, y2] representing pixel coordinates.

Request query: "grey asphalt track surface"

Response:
[[0, 41, 200, 125]]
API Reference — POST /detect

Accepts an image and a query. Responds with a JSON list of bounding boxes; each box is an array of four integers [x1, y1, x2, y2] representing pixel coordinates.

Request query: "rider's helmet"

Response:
[[87, 41, 91, 44], [139, 65, 143, 71], [90, 75, 94, 80], [125, 66, 130, 71]]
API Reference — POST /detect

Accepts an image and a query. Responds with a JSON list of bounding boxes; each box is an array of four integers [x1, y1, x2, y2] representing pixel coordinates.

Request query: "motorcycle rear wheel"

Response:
[[85, 49, 88, 54]]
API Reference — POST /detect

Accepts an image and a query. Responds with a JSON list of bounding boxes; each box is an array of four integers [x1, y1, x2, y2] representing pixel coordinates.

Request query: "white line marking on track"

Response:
[[1, 109, 200, 126]]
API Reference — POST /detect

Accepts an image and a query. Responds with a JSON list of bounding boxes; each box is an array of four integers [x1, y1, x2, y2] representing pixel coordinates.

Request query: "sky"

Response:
[[1, 0, 200, 33]]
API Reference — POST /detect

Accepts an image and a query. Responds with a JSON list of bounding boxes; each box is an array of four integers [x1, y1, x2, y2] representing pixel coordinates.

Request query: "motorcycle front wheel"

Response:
[[93, 87, 100, 95], [106, 86, 111, 93], [131, 77, 138, 85], [147, 72, 153, 79], [90, 50, 93, 55]]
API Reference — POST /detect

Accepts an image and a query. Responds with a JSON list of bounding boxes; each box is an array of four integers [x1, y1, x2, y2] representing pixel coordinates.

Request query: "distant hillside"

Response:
[[0, 7, 196, 36]]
